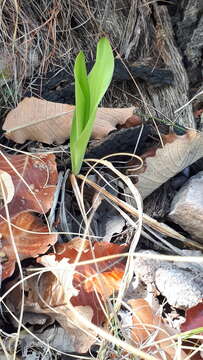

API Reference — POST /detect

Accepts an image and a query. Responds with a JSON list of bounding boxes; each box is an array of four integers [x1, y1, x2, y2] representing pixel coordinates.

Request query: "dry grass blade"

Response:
[[77, 155, 144, 305], [0, 173, 25, 360], [78, 171, 186, 241]]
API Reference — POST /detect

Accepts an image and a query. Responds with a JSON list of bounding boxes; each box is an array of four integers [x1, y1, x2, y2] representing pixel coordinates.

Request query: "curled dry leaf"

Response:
[[0, 152, 58, 279], [3, 97, 134, 144], [0, 152, 57, 220], [128, 298, 187, 360], [130, 130, 203, 199], [181, 302, 203, 332], [38, 239, 128, 319], [6, 238, 127, 352], [1, 212, 57, 280], [181, 302, 203, 360]]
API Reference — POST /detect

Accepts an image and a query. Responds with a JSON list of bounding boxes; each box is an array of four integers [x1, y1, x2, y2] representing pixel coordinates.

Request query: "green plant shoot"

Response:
[[70, 37, 114, 174]]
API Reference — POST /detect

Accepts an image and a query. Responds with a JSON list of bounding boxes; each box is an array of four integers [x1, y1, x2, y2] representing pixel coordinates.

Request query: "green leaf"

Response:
[[70, 51, 90, 173], [70, 38, 114, 174], [74, 51, 90, 135], [88, 37, 115, 114]]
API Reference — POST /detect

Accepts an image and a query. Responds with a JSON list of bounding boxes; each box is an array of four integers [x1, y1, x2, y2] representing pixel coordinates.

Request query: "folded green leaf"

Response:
[[74, 51, 90, 135], [70, 38, 114, 174]]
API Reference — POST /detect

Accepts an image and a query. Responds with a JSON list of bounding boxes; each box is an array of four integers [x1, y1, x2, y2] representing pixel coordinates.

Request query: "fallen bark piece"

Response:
[[41, 61, 174, 103], [3, 97, 134, 144], [84, 125, 150, 167], [130, 130, 203, 199], [169, 171, 203, 242], [42, 58, 174, 91], [175, 0, 203, 87]]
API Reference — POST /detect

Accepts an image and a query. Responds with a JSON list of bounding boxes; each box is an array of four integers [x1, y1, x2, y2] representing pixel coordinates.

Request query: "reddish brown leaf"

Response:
[[194, 109, 203, 118], [55, 240, 127, 300], [128, 298, 156, 344], [1, 212, 57, 279], [5, 238, 127, 352], [0, 152, 58, 279], [128, 299, 187, 360], [127, 146, 158, 178], [0, 152, 57, 221], [181, 303, 203, 360], [117, 114, 142, 129], [38, 239, 128, 325], [181, 302, 203, 332]]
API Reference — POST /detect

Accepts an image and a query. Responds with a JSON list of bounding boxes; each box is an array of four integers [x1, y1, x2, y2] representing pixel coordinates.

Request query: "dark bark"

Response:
[[36, 59, 174, 104], [30, 0, 201, 128]]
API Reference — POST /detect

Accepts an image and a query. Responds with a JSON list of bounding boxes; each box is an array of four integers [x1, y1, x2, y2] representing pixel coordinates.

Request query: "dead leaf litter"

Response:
[[1, 74, 203, 360]]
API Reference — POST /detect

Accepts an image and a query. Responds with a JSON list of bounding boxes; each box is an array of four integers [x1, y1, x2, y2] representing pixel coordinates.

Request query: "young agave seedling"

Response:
[[70, 37, 114, 175]]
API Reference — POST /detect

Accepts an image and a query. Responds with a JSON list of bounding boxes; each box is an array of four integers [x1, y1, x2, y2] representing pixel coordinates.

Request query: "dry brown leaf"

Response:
[[1, 212, 57, 280], [38, 239, 128, 309], [128, 298, 187, 360], [6, 270, 96, 353], [5, 238, 127, 352], [130, 130, 203, 199], [181, 302, 203, 360], [3, 97, 134, 144], [0, 152, 58, 279], [0, 152, 57, 221], [181, 302, 203, 332]]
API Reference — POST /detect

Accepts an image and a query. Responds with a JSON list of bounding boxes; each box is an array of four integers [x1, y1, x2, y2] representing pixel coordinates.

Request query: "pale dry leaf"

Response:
[[20, 325, 90, 354], [0, 170, 15, 204], [3, 97, 134, 144], [5, 271, 95, 353], [132, 130, 203, 199]]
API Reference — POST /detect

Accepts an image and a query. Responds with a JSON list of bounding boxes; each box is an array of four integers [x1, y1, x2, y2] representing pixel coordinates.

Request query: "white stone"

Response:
[[169, 171, 203, 242], [155, 267, 203, 308], [133, 250, 203, 308]]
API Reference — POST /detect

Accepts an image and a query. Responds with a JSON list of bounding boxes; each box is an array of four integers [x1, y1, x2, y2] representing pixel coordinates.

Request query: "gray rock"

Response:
[[133, 250, 203, 308], [169, 171, 203, 242], [155, 266, 203, 308]]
